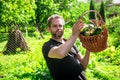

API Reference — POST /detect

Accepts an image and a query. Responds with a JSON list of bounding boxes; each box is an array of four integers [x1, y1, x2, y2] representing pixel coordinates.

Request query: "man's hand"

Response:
[[72, 20, 84, 36]]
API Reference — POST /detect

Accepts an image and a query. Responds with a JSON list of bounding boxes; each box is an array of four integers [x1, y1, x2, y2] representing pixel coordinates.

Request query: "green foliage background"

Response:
[[0, 0, 120, 80]]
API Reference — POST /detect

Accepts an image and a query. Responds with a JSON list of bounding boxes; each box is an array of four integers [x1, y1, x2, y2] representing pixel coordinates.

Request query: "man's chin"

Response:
[[52, 35, 62, 39], [55, 32, 63, 37], [55, 35, 62, 38], [51, 32, 63, 39]]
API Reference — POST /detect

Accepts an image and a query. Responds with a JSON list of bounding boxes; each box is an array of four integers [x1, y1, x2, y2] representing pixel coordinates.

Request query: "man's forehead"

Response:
[[51, 18, 63, 24]]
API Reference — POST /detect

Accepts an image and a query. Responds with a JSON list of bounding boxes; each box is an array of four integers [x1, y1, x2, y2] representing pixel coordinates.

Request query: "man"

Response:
[[42, 14, 90, 80]]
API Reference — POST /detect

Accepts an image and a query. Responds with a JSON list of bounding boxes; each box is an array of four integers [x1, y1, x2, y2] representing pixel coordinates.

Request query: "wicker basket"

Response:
[[78, 10, 108, 52]]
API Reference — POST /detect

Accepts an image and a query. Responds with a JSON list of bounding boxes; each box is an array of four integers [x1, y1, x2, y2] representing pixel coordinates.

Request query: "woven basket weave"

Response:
[[79, 10, 108, 52]]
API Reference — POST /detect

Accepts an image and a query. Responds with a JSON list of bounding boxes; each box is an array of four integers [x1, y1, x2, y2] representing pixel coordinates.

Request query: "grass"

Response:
[[0, 34, 50, 80], [0, 28, 120, 80]]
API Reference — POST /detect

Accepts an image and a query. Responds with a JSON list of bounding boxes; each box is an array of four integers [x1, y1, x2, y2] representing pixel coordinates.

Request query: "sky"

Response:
[[113, 0, 120, 4]]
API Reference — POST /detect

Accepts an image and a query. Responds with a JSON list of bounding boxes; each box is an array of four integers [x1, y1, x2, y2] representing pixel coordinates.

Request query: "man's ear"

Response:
[[47, 27, 50, 32]]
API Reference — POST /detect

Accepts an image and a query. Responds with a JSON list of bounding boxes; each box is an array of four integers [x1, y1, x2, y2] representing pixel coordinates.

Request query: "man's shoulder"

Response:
[[42, 39, 57, 56], [42, 39, 55, 49], [42, 40, 51, 47], [42, 40, 52, 55]]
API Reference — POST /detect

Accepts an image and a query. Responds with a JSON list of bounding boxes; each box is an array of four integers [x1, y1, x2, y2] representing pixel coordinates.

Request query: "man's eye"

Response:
[[59, 25, 62, 27]]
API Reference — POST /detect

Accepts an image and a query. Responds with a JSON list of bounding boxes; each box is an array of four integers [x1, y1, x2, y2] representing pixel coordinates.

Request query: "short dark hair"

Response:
[[47, 14, 65, 27]]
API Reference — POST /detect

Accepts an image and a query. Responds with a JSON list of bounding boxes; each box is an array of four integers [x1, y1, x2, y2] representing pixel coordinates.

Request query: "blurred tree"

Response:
[[89, 0, 95, 20], [35, 0, 59, 38], [99, 0, 106, 22], [35, 0, 78, 34], [0, 0, 36, 32]]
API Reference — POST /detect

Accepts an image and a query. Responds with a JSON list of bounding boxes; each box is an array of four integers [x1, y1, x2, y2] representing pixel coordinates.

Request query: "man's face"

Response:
[[49, 18, 64, 39]]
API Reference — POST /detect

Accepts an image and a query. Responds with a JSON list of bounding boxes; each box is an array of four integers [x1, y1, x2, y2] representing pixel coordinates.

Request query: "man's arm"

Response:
[[48, 20, 84, 59], [48, 35, 78, 59], [77, 50, 90, 70]]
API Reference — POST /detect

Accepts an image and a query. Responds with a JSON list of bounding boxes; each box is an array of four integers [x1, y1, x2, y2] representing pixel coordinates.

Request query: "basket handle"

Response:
[[79, 10, 104, 23]]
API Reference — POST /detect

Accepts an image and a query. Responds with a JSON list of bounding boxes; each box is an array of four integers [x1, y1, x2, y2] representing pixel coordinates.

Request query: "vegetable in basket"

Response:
[[80, 23, 102, 36]]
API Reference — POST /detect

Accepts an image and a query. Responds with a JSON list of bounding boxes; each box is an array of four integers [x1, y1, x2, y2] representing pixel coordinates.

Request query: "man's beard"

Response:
[[51, 30, 64, 39]]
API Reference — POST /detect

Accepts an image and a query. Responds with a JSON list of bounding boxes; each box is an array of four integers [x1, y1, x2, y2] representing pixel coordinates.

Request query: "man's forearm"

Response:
[[78, 50, 90, 70]]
